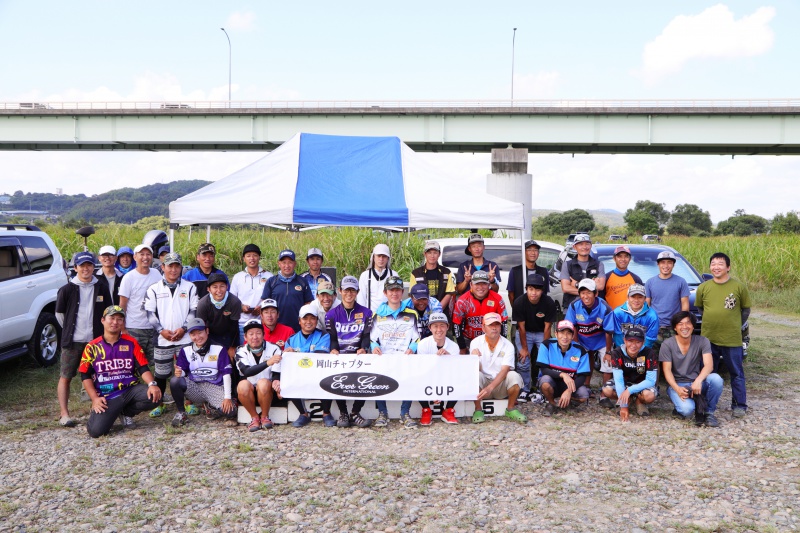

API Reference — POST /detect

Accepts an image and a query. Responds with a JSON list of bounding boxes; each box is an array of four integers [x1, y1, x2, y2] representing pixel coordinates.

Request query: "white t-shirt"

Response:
[[119, 268, 163, 329], [469, 335, 515, 379], [417, 335, 460, 355], [230, 268, 273, 325]]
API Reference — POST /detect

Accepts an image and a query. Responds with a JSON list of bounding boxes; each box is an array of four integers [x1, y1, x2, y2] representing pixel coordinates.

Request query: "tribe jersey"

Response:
[[79, 334, 149, 400], [176, 344, 232, 385], [325, 303, 373, 353], [369, 304, 421, 353], [452, 290, 507, 343]]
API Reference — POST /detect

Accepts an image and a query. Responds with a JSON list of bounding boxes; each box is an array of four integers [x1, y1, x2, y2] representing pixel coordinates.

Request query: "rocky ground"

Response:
[[0, 316, 798, 532]]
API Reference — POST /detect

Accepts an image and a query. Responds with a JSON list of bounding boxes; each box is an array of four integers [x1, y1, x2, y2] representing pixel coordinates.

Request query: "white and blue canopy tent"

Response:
[[169, 132, 525, 237]]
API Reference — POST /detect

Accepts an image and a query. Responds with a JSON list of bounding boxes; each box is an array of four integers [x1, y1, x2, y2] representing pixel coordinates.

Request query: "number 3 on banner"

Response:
[[481, 401, 494, 415]]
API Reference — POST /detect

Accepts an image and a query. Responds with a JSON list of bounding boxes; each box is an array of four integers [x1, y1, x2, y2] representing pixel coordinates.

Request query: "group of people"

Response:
[[55, 232, 750, 437]]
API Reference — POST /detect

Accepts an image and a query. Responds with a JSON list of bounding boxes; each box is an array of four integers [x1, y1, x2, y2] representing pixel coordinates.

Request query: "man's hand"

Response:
[[283, 346, 295, 353], [160, 329, 174, 340], [463, 265, 473, 283], [620, 406, 630, 422], [436, 348, 448, 355], [170, 327, 185, 342], [603, 353, 612, 366], [477, 386, 494, 401], [272, 380, 282, 398], [267, 354, 282, 366], [147, 385, 162, 403], [330, 349, 340, 355], [561, 373, 576, 393], [404, 349, 413, 354], [372, 347, 383, 355], [675, 385, 690, 400], [691, 378, 703, 396], [356, 348, 367, 355], [221, 399, 234, 414], [488, 263, 496, 283], [518, 347, 529, 361], [91, 396, 108, 414], [174, 366, 183, 377], [470, 348, 480, 356], [460, 348, 468, 355], [618, 389, 630, 407], [558, 390, 572, 409], [242, 304, 252, 314]]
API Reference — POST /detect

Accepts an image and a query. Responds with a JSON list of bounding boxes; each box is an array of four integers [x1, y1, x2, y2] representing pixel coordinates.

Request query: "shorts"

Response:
[[127, 328, 156, 365], [153, 343, 188, 380], [478, 371, 524, 399], [602, 379, 658, 398], [537, 374, 590, 399], [60, 342, 88, 379], [595, 347, 612, 373]]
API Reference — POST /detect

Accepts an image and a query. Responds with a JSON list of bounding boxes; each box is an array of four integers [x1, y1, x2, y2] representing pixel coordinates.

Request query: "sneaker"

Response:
[[247, 416, 261, 432], [529, 393, 545, 405], [505, 408, 528, 424], [441, 408, 458, 424], [185, 403, 200, 416], [161, 393, 175, 405], [171, 412, 188, 428], [293, 413, 312, 427], [517, 391, 530, 403], [204, 403, 222, 420], [635, 401, 650, 417], [419, 408, 433, 426], [149, 404, 167, 418], [322, 413, 337, 427], [261, 417, 274, 429], [120, 414, 137, 430], [373, 412, 389, 428], [472, 410, 485, 424], [542, 403, 556, 417], [351, 413, 371, 428], [337, 412, 351, 427], [732, 408, 746, 418], [598, 397, 614, 409], [704, 413, 720, 427], [59, 416, 77, 428], [672, 409, 690, 421], [401, 413, 418, 429]]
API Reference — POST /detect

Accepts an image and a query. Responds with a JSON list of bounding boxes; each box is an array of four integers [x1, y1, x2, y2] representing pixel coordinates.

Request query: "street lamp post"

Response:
[[220, 28, 231, 105], [511, 28, 517, 105]]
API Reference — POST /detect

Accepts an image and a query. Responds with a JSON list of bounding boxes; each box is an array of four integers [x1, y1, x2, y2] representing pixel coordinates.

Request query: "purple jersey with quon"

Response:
[[325, 303, 373, 353], [79, 334, 149, 400], [176, 344, 232, 385]]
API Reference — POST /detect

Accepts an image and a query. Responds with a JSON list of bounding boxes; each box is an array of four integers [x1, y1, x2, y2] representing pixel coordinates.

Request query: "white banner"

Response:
[[280, 352, 479, 401]]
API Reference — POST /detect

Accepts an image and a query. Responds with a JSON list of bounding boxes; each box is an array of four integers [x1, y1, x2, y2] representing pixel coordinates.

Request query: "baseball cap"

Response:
[[133, 244, 152, 254], [525, 273, 546, 288], [624, 325, 646, 341], [98, 245, 116, 256], [298, 304, 316, 318], [573, 234, 592, 244], [577, 278, 597, 292], [162, 252, 182, 266], [242, 243, 261, 257], [464, 233, 484, 254], [207, 272, 227, 287], [259, 298, 278, 310], [306, 247, 323, 259], [409, 283, 430, 299], [74, 251, 96, 266], [186, 317, 207, 333], [157, 245, 171, 257], [384, 275, 404, 290], [116, 246, 133, 257], [102, 305, 126, 318], [657, 251, 676, 262], [278, 249, 296, 261], [428, 312, 448, 325], [524, 240, 541, 250], [316, 280, 335, 295], [372, 243, 391, 259], [614, 245, 631, 256], [242, 319, 263, 335], [556, 319, 575, 333], [471, 270, 490, 284], [340, 275, 359, 291], [423, 241, 441, 253], [483, 312, 502, 326], [627, 283, 646, 297], [198, 243, 216, 255]]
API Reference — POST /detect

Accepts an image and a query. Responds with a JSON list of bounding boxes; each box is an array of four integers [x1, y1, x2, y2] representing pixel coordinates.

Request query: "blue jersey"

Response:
[[286, 329, 331, 353], [182, 267, 228, 297], [564, 297, 613, 351], [536, 339, 590, 375], [325, 304, 373, 353], [401, 296, 442, 339], [260, 274, 314, 332], [607, 302, 660, 348]]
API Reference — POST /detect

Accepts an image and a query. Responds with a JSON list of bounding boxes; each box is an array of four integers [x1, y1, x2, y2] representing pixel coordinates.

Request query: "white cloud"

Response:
[[224, 11, 256, 32], [638, 4, 775, 84], [512, 71, 560, 99]]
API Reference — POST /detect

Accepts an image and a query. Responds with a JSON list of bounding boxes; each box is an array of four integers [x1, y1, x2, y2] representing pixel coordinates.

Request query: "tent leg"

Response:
[[206, 225, 211, 243]]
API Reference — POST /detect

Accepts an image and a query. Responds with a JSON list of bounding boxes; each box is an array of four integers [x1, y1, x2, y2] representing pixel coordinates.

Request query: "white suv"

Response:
[[0, 225, 68, 366]]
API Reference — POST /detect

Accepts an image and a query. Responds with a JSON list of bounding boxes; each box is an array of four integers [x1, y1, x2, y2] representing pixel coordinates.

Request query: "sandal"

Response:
[[472, 410, 485, 424]]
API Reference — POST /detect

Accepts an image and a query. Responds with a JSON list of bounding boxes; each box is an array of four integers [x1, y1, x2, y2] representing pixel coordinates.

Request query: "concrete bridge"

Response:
[[1, 99, 800, 154]]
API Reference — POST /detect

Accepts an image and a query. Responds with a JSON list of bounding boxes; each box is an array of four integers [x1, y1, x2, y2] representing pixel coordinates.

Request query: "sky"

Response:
[[1, 1, 798, 222]]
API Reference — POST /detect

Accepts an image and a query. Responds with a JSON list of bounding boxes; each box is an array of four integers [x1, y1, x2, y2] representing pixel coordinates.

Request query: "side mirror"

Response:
[[702, 273, 713, 281]]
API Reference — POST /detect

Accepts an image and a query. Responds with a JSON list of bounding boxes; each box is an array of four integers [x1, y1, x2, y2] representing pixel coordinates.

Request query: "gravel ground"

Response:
[[1, 384, 798, 533]]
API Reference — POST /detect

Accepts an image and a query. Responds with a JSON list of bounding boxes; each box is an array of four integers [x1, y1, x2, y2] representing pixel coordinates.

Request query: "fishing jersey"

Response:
[[175, 343, 232, 386], [325, 303, 373, 353], [79, 334, 150, 400], [182, 267, 228, 297], [607, 302, 659, 348], [369, 303, 421, 353], [564, 297, 613, 351], [260, 273, 313, 332], [603, 269, 643, 309], [402, 296, 443, 339], [144, 279, 198, 347], [536, 339, 591, 376], [609, 345, 658, 397], [286, 329, 331, 353], [452, 290, 508, 349], [235, 342, 282, 385]]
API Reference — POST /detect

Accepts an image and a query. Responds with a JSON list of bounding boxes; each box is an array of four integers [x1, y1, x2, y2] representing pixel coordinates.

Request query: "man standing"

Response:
[[182, 243, 228, 297], [410, 241, 456, 312], [600, 325, 658, 419], [118, 244, 163, 369], [230, 243, 272, 343], [56, 251, 112, 427], [80, 305, 162, 438], [97, 245, 122, 304], [115, 246, 135, 276], [536, 320, 591, 417], [607, 284, 659, 349], [695, 252, 751, 418], [507, 240, 550, 304], [357, 243, 398, 311], [452, 270, 508, 354], [564, 278, 614, 388], [403, 283, 443, 339], [603, 246, 643, 310], [470, 313, 527, 424], [455, 233, 500, 294], [260, 249, 313, 333], [301, 247, 332, 298], [560, 234, 605, 309], [645, 251, 690, 353], [511, 273, 556, 403]]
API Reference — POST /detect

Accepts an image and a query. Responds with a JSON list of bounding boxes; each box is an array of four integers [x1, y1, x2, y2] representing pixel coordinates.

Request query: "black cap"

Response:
[[524, 240, 541, 250], [525, 273, 546, 288], [624, 325, 646, 341], [207, 272, 227, 287], [242, 243, 261, 257], [242, 319, 263, 334]]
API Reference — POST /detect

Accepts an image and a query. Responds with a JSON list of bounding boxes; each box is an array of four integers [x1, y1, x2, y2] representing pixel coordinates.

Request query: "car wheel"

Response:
[[29, 312, 61, 367]]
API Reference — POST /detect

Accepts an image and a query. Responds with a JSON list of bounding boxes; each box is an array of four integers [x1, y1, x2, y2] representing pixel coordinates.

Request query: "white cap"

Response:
[[98, 245, 116, 256], [577, 278, 597, 292], [372, 243, 391, 258], [298, 304, 317, 319], [133, 244, 153, 254]]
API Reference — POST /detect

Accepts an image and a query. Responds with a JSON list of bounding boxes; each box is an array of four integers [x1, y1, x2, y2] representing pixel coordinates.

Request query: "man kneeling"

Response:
[[471, 313, 527, 424], [601, 325, 658, 422], [236, 319, 283, 431], [170, 318, 236, 427], [536, 320, 591, 416]]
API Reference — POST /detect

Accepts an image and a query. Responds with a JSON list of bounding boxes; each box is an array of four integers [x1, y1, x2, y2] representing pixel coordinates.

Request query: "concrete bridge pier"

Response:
[[486, 147, 531, 240]]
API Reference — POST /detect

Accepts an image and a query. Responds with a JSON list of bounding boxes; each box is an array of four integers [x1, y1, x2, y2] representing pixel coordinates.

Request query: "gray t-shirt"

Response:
[[645, 274, 690, 327], [658, 335, 712, 382]]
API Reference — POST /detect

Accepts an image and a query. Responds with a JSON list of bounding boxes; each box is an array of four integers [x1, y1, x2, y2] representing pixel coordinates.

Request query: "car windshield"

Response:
[[595, 248, 703, 286], [442, 245, 560, 273]]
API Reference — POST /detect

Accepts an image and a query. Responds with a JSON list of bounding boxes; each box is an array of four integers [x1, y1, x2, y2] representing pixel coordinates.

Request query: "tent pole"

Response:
[[206, 225, 211, 242], [169, 228, 174, 254]]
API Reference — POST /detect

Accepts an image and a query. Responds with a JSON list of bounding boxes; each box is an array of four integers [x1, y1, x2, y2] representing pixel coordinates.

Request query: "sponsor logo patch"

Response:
[[319, 373, 400, 397], [570, 356, 579, 362], [298, 357, 313, 368], [119, 345, 129, 352], [294, 285, 303, 291]]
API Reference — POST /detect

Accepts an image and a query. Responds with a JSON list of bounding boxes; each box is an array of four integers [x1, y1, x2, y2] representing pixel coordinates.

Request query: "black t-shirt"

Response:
[[196, 293, 242, 349], [511, 295, 557, 333]]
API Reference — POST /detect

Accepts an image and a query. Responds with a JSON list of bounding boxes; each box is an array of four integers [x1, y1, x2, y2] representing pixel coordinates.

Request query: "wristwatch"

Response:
[[148, 381, 158, 387]]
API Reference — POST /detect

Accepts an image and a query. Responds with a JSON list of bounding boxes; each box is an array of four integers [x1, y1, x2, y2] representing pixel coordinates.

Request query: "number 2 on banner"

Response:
[[308, 401, 323, 419]]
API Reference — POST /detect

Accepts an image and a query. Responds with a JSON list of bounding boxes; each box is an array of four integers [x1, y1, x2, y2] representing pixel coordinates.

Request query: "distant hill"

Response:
[[532, 208, 625, 229]]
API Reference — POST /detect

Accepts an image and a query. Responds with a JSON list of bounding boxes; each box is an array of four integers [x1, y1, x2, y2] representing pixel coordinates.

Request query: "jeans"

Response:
[[515, 331, 544, 393], [667, 374, 723, 417], [376, 400, 412, 417], [711, 344, 747, 410]]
